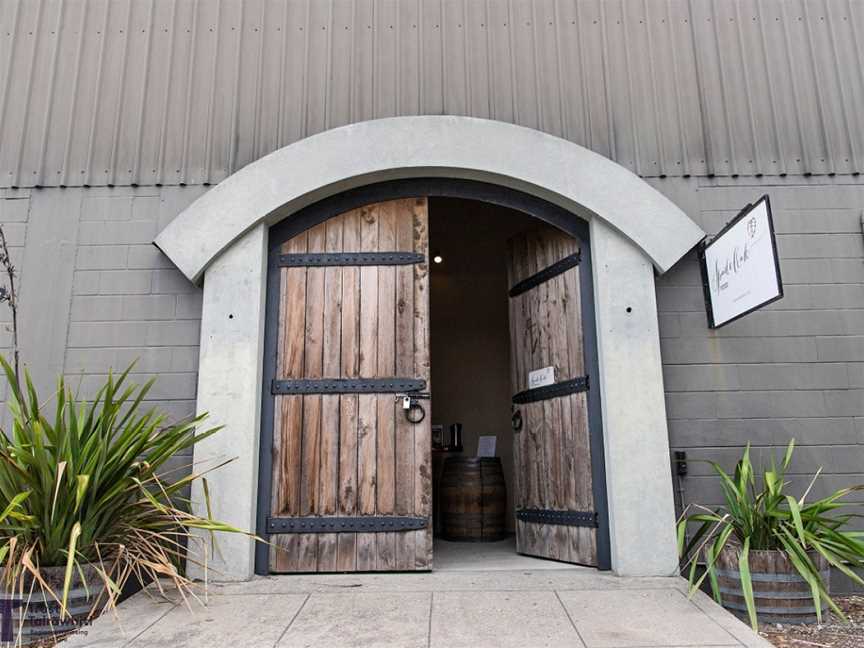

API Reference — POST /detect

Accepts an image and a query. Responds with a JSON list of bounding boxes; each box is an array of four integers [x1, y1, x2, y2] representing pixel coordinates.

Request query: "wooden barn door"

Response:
[[267, 198, 432, 573], [506, 226, 598, 566]]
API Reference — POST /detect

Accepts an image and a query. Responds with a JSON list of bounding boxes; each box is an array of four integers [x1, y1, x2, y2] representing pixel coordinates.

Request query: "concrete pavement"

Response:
[[66, 558, 772, 648]]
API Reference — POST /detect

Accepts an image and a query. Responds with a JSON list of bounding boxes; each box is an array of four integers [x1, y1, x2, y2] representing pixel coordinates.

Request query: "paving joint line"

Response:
[[272, 592, 311, 648], [121, 601, 178, 648], [211, 585, 686, 595], [426, 591, 434, 648], [672, 587, 750, 647], [553, 590, 589, 648]]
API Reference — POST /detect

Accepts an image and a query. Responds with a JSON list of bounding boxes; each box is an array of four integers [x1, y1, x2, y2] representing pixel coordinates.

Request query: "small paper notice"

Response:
[[528, 366, 556, 389], [477, 436, 497, 457]]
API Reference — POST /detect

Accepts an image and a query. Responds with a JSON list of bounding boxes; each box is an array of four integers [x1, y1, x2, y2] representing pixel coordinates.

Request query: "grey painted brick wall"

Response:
[[0, 187, 206, 468], [66, 188, 205, 469], [652, 178, 864, 544]]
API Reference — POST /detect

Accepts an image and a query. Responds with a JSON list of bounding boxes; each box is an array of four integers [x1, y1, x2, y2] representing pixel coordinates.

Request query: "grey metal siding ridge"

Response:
[[2, 0, 864, 188]]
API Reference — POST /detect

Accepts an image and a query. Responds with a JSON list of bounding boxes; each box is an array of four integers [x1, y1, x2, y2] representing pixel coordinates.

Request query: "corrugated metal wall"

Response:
[[1, 0, 863, 188]]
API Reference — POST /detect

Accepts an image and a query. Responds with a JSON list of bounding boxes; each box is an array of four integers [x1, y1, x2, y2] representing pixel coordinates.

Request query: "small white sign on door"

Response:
[[528, 366, 556, 389]]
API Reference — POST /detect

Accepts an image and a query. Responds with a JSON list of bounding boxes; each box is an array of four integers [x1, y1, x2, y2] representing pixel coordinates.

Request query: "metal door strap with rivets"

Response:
[[272, 378, 426, 395], [516, 509, 599, 528], [511, 376, 588, 405], [266, 516, 428, 534], [278, 252, 425, 267]]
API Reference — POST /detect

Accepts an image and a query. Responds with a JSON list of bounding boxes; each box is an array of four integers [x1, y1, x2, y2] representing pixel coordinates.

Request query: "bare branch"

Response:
[[0, 224, 20, 388]]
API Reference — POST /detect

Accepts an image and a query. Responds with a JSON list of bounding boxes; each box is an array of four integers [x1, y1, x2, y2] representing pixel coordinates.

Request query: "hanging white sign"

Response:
[[699, 195, 783, 328]]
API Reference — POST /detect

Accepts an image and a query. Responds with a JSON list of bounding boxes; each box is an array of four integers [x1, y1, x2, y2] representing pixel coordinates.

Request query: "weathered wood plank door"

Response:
[[506, 226, 598, 566], [268, 198, 432, 572]]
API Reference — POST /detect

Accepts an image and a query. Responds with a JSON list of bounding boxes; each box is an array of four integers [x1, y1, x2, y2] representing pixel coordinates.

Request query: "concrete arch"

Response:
[[155, 116, 703, 282], [167, 116, 703, 581]]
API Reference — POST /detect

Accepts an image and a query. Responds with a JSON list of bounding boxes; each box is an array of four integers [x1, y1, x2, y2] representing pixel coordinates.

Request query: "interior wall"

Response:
[[429, 198, 541, 532]]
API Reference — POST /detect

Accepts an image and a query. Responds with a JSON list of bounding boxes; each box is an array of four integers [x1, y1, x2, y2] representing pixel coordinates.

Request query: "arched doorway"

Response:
[[256, 180, 610, 575], [153, 117, 704, 580]]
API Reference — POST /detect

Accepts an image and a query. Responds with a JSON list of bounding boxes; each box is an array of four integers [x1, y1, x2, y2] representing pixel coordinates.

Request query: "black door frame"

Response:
[[255, 178, 611, 574]]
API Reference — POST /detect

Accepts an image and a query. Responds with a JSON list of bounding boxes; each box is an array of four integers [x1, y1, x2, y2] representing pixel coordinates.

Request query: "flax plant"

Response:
[[678, 440, 864, 630], [0, 356, 251, 627]]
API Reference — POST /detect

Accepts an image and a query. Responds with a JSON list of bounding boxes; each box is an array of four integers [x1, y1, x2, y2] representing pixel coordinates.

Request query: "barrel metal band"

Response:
[[717, 587, 816, 600], [508, 251, 581, 297], [266, 516, 428, 534], [720, 600, 825, 616], [512, 376, 589, 405], [279, 252, 424, 267], [713, 568, 831, 583], [272, 378, 426, 395], [517, 509, 598, 528]]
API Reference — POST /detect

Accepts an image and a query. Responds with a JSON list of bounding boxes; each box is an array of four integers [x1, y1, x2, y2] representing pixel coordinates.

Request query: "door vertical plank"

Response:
[[376, 201, 398, 570], [337, 209, 362, 571], [541, 232, 569, 562], [574, 392, 596, 562], [559, 235, 596, 565], [558, 236, 582, 563], [412, 198, 432, 569], [357, 204, 380, 570], [356, 394, 378, 570], [560, 236, 585, 375], [518, 245, 535, 556], [506, 235, 529, 555], [539, 233, 561, 560], [270, 396, 288, 570], [505, 237, 521, 553], [271, 232, 308, 572], [558, 375, 577, 563], [317, 214, 345, 571], [270, 264, 290, 571], [394, 199, 417, 569], [295, 221, 327, 571], [524, 233, 547, 558], [336, 395, 359, 570]]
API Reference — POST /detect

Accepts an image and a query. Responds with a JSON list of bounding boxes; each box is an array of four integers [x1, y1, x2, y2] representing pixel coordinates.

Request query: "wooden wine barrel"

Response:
[[715, 546, 830, 625], [5, 563, 108, 646], [440, 457, 507, 542]]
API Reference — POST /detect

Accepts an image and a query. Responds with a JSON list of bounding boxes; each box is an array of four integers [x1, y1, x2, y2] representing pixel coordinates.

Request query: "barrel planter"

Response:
[[715, 546, 830, 625], [3, 562, 108, 646], [440, 457, 507, 542]]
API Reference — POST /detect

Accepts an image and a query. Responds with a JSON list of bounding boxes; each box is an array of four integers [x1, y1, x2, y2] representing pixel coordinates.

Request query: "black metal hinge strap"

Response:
[[266, 516, 428, 534], [517, 509, 599, 528], [508, 251, 581, 297], [279, 252, 425, 267], [272, 378, 426, 395], [511, 376, 589, 405]]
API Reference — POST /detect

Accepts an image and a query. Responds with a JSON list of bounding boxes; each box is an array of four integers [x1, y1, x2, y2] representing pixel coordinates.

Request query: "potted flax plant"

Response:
[[679, 440, 864, 631], [0, 359, 251, 645]]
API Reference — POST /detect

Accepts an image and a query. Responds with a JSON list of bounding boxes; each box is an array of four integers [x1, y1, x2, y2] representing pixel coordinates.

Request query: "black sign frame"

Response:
[[698, 194, 784, 329]]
